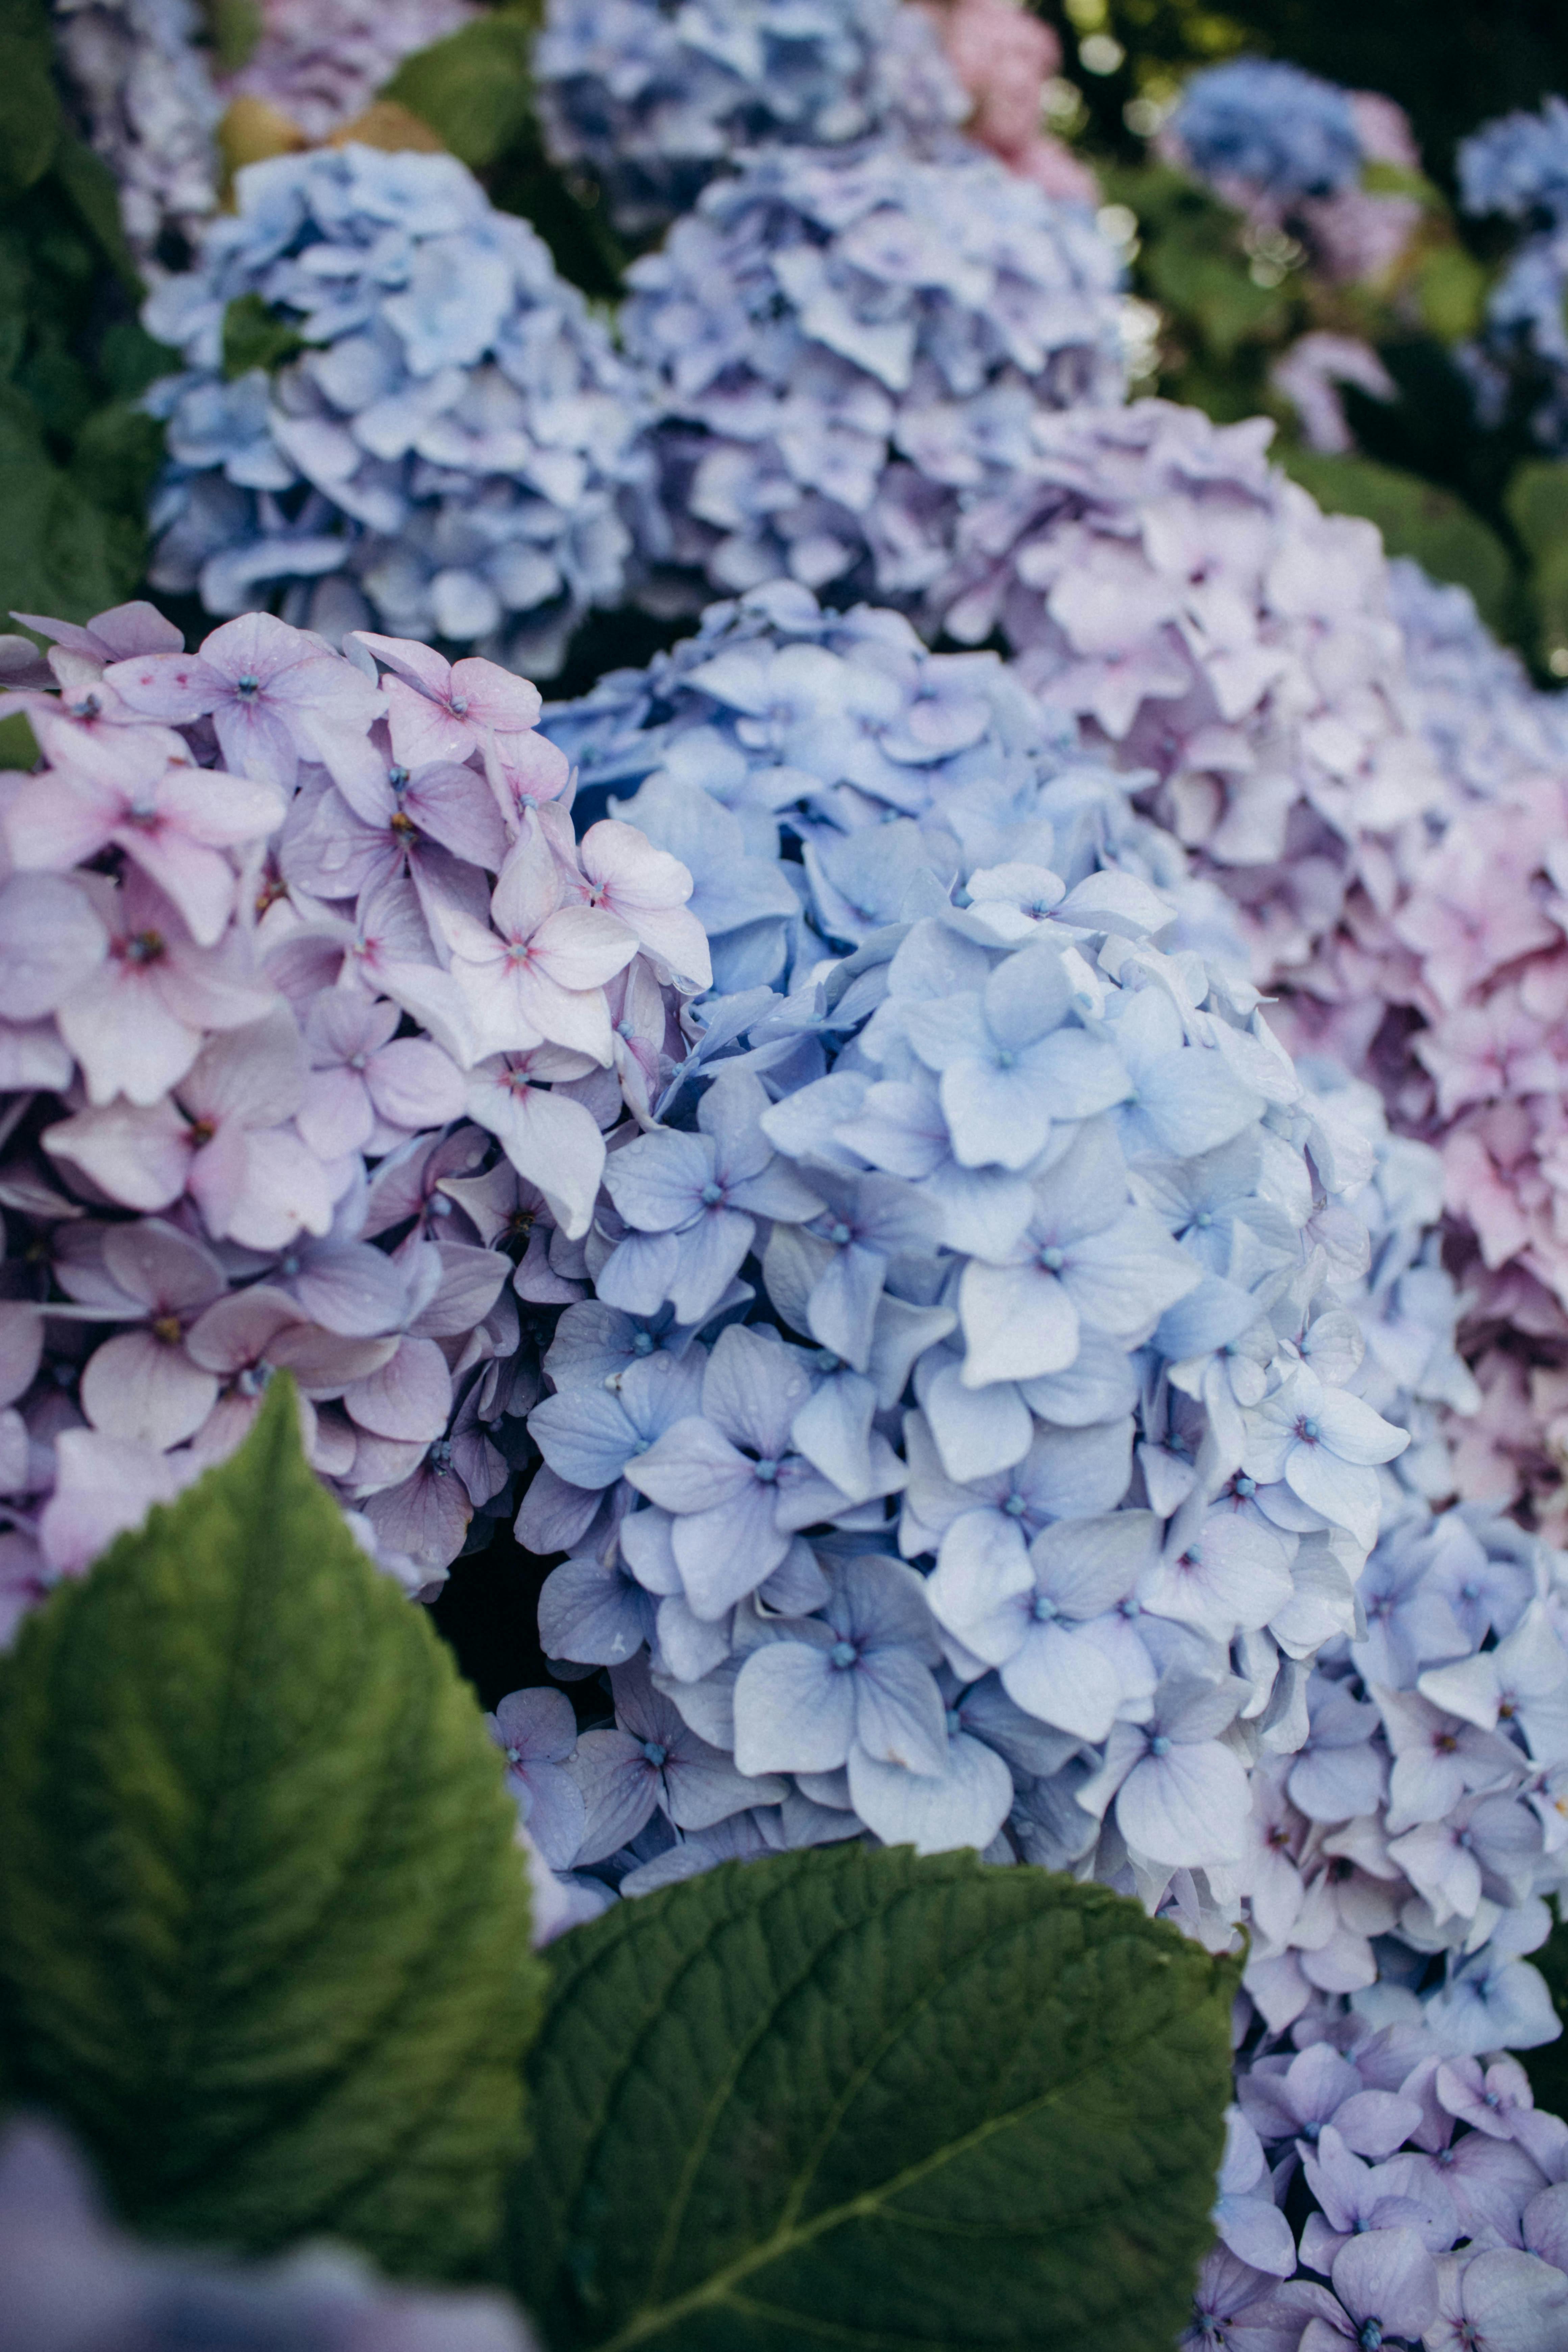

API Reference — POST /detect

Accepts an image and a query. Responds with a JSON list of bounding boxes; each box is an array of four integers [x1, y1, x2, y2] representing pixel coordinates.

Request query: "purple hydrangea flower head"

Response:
[[1171, 59, 1363, 205], [0, 599, 705, 1603], [620, 140, 1126, 616], [536, 0, 968, 238], [143, 146, 652, 676]]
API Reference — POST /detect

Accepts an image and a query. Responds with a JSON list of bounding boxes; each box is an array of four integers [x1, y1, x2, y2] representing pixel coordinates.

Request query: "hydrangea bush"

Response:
[[144, 146, 652, 675], [620, 138, 1127, 616], [0, 592, 709, 1628], [534, 0, 967, 240]]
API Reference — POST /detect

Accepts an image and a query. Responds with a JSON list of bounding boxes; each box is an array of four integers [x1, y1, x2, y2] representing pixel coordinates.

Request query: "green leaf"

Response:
[[1282, 448, 1517, 636], [201, 0, 264, 72], [0, 392, 146, 623], [0, 31, 60, 198], [1526, 1901, 1568, 2119], [0, 1377, 544, 2276], [508, 1846, 1236, 2352], [1415, 246, 1490, 344], [1505, 460, 1568, 565], [221, 292, 308, 381], [1360, 158, 1445, 209], [48, 135, 142, 290], [0, 711, 38, 769], [382, 11, 541, 170]]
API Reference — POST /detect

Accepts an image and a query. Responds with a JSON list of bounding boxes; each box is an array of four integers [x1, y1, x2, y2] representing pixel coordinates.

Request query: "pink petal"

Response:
[[0, 873, 108, 1019], [38, 1428, 196, 1574], [340, 1333, 451, 1441], [185, 1283, 306, 1374], [99, 651, 225, 724], [364, 1037, 467, 1130], [0, 1303, 43, 1409], [43, 1099, 190, 1211], [79, 1328, 219, 1450]]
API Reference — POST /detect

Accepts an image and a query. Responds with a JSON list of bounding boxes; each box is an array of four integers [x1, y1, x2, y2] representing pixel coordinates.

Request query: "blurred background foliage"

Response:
[[16, 0, 1568, 675]]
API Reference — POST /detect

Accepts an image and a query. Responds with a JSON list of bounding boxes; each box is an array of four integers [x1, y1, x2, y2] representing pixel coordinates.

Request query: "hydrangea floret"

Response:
[[143, 145, 652, 675], [534, 0, 967, 239], [1169, 58, 1364, 207], [0, 593, 708, 1624], [620, 140, 1127, 616]]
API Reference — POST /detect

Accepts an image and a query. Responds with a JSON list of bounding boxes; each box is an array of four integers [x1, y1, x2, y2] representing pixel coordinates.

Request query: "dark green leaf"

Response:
[[509, 1845, 1236, 2352], [1283, 448, 1516, 635], [1527, 1901, 1568, 2120], [201, 0, 264, 72], [0, 391, 145, 622], [49, 136, 143, 289], [0, 31, 60, 198], [382, 11, 540, 170], [1506, 460, 1568, 565], [0, 1377, 544, 2276], [222, 292, 309, 381], [0, 711, 38, 769]]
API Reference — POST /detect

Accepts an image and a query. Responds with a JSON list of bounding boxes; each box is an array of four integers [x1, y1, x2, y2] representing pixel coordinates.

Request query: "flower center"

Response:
[[235, 673, 260, 699], [1299, 1418, 1320, 1441], [830, 1640, 858, 1670], [1039, 1244, 1065, 1271], [1149, 1734, 1171, 1758], [124, 928, 166, 965], [754, 1457, 779, 1484], [641, 1740, 667, 1768], [701, 1182, 724, 1206], [152, 1314, 183, 1345], [632, 1331, 655, 1355], [829, 1223, 853, 1246]]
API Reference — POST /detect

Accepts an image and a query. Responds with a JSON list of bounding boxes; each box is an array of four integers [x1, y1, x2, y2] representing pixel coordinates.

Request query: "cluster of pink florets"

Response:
[[0, 599, 707, 1630]]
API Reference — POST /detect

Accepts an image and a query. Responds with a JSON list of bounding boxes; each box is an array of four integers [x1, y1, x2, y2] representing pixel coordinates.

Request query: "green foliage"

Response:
[[0, 0, 172, 624], [1104, 162, 1301, 420], [509, 1845, 1236, 2352], [1528, 1902, 1568, 2120], [381, 6, 627, 299], [383, 10, 541, 170], [1283, 448, 1517, 632], [0, 1378, 544, 2278], [222, 292, 309, 380], [1506, 462, 1568, 673]]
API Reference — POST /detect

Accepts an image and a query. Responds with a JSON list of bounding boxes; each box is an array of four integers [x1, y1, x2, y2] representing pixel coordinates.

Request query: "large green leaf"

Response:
[[383, 11, 541, 170], [0, 1378, 543, 2276], [509, 1845, 1236, 2352]]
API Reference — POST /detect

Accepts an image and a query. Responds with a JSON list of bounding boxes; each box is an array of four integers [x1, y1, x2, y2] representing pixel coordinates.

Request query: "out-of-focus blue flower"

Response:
[[1460, 96, 1568, 223], [54, 0, 221, 269], [1458, 102, 1568, 454], [620, 140, 1126, 613], [1171, 59, 1363, 204], [143, 145, 651, 674], [535, 0, 966, 238]]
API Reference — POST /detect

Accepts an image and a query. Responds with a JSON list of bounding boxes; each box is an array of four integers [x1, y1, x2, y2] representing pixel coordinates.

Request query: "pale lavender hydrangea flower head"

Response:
[[144, 145, 652, 677], [535, 0, 967, 239], [620, 139, 1126, 616]]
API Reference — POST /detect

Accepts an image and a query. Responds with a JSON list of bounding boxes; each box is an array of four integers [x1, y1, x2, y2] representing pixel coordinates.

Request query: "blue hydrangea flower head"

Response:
[[620, 139, 1126, 614], [1172, 59, 1363, 203], [1460, 96, 1568, 224], [535, 0, 967, 238], [142, 144, 652, 674]]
